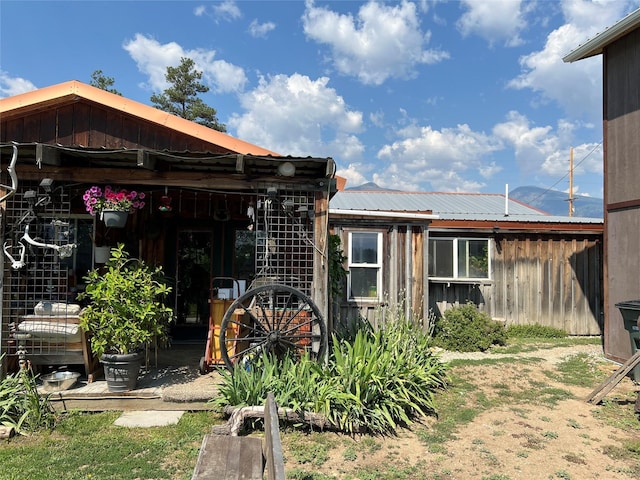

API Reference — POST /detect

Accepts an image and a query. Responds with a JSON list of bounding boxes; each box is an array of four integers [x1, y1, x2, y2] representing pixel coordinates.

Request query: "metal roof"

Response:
[[330, 190, 603, 224], [563, 8, 640, 62]]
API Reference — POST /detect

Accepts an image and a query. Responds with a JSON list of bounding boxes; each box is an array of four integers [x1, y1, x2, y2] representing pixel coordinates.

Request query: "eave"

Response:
[[563, 8, 640, 62]]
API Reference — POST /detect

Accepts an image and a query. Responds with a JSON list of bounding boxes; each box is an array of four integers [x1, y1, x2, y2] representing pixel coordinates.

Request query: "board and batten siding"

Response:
[[332, 223, 430, 333], [430, 234, 602, 335]]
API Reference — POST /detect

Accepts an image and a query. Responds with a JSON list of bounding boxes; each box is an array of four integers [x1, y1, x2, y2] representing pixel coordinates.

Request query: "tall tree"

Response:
[[89, 70, 121, 95], [150, 57, 226, 132]]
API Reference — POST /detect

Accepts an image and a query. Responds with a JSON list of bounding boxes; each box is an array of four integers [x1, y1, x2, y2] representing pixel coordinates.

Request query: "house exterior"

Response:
[[564, 8, 640, 363], [330, 189, 603, 335], [0, 81, 336, 374]]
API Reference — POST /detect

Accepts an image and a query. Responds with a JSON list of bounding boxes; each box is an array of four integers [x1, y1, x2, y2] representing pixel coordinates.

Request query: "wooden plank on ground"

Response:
[[191, 435, 263, 480], [264, 393, 286, 480], [585, 350, 640, 404]]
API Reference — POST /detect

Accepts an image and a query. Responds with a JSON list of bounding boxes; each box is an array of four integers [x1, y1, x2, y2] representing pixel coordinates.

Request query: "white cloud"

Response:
[[302, 0, 449, 85], [457, 0, 529, 47], [493, 110, 602, 181], [123, 34, 247, 94], [228, 73, 364, 159], [0, 72, 37, 98], [212, 0, 242, 22], [376, 123, 502, 191], [336, 163, 371, 188], [508, 0, 639, 122], [248, 19, 276, 38], [193, 5, 206, 17], [493, 111, 559, 174]]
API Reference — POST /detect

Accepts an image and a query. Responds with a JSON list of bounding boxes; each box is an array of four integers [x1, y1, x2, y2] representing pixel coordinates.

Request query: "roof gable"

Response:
[[0, 80, 278, 156]]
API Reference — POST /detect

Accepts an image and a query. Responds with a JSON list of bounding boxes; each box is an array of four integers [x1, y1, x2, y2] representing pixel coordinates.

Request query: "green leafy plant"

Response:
[[506, 324, 568, 338], [328, 234, 348, 301], [434, 302, 507, 352], [0, 357, 55, 434], [78, 244, 173, 356], [214, 316, 449, 434]]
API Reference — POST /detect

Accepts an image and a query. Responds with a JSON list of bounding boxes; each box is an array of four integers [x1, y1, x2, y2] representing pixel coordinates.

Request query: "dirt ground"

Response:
[[282, 344, 640, 480]]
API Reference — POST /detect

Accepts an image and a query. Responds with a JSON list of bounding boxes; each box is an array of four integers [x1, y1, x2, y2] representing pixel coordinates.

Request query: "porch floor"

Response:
[[40, 344, 226, 412]]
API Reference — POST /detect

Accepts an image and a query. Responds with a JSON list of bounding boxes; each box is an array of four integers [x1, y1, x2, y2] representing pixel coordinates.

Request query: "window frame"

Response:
[[428, 236, 491, 281], [347, 230, 383, 301]]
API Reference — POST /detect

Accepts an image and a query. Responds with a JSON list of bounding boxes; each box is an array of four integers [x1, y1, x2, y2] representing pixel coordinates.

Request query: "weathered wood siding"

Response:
[[604, 26, 640, 361], [430, 234, 602, 335], [0, 102, 226, 152], [335, 229, 602, 336], [332, 224, 430, 333]]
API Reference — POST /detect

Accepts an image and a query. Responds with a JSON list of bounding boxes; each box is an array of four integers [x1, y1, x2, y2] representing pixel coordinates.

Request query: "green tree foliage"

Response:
[[150, 57, 226, 132], [434, 302, 507, 352], [89, 70, 121, 95]]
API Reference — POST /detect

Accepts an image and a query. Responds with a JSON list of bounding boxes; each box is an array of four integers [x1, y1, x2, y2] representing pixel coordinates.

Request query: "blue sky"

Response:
[[2, 0, 639, 197]]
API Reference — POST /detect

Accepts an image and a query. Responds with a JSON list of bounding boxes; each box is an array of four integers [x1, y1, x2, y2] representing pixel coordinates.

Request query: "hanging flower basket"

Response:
[[83, 185, 146, 228], [100, 210, 129, 228]]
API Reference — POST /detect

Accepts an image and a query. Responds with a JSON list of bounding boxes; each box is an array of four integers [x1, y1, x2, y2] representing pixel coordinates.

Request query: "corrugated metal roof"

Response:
[[330, 191, 602, 224]]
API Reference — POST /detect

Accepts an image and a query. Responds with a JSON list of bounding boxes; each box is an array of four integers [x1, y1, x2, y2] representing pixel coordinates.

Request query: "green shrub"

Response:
[[434, 303, 507, 352], [213, 318, 449, 434], [506, 324, 568, 339]]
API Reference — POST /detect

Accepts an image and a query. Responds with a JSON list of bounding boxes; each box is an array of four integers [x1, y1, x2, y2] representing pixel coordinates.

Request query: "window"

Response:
[[429, 238, 490, 280], [348, 231, 382, 299]]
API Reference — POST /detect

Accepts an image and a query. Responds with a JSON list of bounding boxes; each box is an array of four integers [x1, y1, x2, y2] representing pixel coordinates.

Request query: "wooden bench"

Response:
[[192, 392, 285, 480]]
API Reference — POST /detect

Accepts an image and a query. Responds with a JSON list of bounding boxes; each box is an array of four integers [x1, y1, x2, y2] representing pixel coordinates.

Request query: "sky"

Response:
[[2, 0, 639, 197]]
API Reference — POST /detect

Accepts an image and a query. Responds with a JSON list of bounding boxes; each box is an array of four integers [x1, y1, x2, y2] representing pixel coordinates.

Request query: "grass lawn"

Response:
[[1, 337, 638, 480]]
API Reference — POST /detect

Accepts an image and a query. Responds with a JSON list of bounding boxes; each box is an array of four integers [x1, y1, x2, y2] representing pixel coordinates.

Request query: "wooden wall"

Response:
[[604, 27, 640, 361], [0, 101, 225, 152], [332, 223, 430, 333], [335, 230, 603, 336]]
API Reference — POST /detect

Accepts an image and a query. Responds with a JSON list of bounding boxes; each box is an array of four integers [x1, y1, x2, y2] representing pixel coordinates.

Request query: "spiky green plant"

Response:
[[0, 358, 55, 434], [213, 317, 449, 434]]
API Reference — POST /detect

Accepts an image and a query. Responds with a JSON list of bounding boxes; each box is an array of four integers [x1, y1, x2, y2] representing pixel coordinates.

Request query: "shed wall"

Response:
[[604, 28, 640, 362]]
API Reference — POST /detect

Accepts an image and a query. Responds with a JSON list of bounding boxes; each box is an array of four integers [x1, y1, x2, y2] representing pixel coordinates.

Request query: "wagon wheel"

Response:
[[219, 284, 327, 371]]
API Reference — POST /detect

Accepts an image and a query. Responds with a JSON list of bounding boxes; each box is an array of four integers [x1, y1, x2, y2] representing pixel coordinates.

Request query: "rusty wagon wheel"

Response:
[[219, 284, 327, 371]]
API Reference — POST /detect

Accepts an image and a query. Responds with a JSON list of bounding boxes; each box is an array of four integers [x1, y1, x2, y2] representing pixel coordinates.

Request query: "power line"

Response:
[[524, 141, 603, 206]]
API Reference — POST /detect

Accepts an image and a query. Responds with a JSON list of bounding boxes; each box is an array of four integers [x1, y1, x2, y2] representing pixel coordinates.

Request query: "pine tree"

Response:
[[150, 57, 226, 132], [89, 70, 121, 95]]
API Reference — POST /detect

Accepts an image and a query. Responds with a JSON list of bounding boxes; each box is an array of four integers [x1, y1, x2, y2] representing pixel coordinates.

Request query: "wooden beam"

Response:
[[235, 154, 244, 173], [15, 164, 323, 191], [136, 150, 156, 170], [36, 143, 61, 166]]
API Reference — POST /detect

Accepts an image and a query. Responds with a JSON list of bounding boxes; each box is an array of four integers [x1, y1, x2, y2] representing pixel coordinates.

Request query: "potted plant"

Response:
[[83, 185, 146, 227], [78, 244, 173, 391]]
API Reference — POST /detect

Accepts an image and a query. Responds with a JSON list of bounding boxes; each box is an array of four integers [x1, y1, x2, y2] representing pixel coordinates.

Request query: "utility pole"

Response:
[[568, 147, 574, 217]]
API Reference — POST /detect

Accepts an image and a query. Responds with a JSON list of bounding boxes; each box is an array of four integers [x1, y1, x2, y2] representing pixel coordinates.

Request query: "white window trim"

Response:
[[429, 237, 491, 281], [347, 231, 383, 301]]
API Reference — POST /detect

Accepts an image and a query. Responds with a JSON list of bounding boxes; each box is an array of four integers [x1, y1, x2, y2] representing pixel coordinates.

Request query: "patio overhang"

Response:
[[0, 142, 336, 192]]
